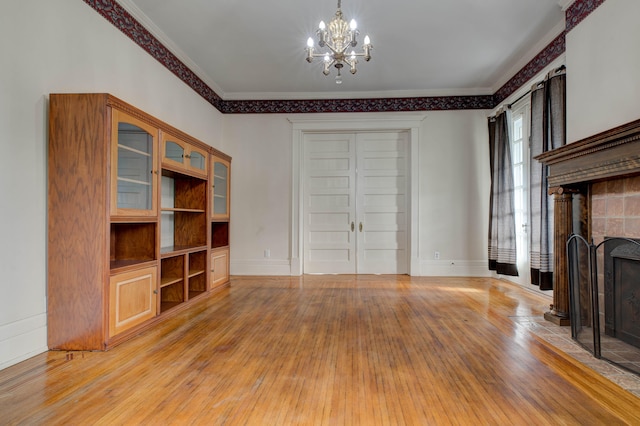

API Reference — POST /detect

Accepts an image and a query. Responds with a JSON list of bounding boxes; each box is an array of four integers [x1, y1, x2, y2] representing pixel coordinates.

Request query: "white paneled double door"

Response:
[[303, 131, 409, 274]]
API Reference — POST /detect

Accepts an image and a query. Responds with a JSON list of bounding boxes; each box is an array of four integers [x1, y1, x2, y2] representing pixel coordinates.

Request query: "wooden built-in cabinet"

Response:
[[210, 155, 231, 287], [48, 93, 231, 351]]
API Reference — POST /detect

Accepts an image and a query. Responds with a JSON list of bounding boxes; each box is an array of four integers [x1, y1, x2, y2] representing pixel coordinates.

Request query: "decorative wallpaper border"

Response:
[[220, 96, 496, 114], [82, 0, 224, 110], [493, 32, 566, 105], [566, 0, 606, 32], [83, 0, 606, 114]]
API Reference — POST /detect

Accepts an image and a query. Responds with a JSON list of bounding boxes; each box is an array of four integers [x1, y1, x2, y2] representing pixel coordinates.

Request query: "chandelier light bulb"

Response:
[[324, 54, 331, 63], [349, 19, 357, 30], [364, 35, 371, 45], [307, 37, 314, 48], [319, 21, 326, 30]]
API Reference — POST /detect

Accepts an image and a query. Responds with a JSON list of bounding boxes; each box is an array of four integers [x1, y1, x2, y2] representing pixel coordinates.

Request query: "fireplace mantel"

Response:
[[534, 117, 640, 326], [536, 118, 640, 187]]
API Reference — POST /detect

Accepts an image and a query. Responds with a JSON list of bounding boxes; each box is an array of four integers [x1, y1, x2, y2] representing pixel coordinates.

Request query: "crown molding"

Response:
[[116, 0, 226, 98], [222, 87, 494, 101], [83, 0, 608, 114], [558, 0, 577, 12]]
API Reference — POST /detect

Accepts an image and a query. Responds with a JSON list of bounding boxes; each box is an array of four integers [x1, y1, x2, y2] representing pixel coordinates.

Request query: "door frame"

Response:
[[290, 114, 425, 276]]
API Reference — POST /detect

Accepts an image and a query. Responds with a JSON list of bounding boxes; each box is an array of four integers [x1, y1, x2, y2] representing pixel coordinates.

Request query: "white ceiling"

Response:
[[121, 0, 565, 100]]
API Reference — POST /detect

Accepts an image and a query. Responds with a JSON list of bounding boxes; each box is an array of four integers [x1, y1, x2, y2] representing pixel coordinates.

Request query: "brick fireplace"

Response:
[[593, 177, 640, 344], [591, 176, 640, 244], [537, 118, 640, 374]]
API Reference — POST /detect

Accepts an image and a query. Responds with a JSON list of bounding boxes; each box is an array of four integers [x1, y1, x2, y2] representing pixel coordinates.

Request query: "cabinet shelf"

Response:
[[160, 244, 208, 256], [160, 301, 182, 313], [118, 143, 152, 157], [161, 208, 205, 213], [160, 276, 183, 288], [118, 176, 152, 186], [188, 268, 205, 278], [189, 290, 206, 299], [110, 259, 156, 272]]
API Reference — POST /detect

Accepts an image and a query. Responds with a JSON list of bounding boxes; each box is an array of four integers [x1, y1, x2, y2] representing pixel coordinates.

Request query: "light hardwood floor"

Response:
[[1, 276, 639, 425]]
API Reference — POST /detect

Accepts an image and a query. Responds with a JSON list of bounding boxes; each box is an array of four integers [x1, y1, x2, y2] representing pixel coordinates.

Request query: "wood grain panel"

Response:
[[174, 212, 207, 248], [211, 222, 229, 248], [4, 276, 640, 424], [48, 93, 110, 350], [174, 176, 207, 210]]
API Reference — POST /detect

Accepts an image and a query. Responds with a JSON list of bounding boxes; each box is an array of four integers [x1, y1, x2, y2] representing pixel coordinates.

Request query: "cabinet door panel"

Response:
[[109, 266, 157, 337], [211, 249, 229, 289], [162, 134, 208, 177], [188, 146, 208, 176], [111, 110, 158, 217], [165, 140, 185, 165], [211, 157, 230, 220]]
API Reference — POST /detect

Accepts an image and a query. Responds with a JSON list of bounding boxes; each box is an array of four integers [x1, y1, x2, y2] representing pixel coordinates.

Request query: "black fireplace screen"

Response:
[[567, 235, 640, 375]]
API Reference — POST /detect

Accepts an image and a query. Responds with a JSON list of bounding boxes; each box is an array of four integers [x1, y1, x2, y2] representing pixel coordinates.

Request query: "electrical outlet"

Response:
[[434, 251, 440, 260], [264, 249, 271, 258]]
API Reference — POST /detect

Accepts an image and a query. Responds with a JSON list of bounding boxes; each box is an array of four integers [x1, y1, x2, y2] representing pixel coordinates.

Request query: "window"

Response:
[[510, 102, 530, 283]]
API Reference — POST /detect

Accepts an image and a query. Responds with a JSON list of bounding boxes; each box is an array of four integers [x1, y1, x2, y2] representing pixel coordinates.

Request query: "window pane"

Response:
[[513, 141, 522, 163]]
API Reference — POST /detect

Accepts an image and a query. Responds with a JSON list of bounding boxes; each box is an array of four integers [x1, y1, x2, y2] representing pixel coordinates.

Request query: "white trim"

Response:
[[420, 260, 491, 277], [117, 0, 226, 98], [558, 0, 577, 12], [289, 114, 426, 276], [0, 313, 48, 370], [223, 87, 493, 101], [230, 259, 292, 276], [491, 21, 566, 95]]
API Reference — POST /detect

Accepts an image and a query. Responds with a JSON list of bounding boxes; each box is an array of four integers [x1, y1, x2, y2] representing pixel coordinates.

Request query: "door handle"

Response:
[[359, 222, 363, 232], [351, 222, 355, 232]]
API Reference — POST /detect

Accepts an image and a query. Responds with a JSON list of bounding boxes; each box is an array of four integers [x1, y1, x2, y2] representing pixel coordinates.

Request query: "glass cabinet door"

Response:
[[162, 134, 208, 177], [165, 141, 185, 165], [189, 150, 206, 174], [212, 157, 230, 220], [111, 110, 158, 217]]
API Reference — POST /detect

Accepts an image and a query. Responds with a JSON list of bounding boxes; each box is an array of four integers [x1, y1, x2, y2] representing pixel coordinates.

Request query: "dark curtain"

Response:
[[488, 111, 518, 276], [529, 68, 566, 290]]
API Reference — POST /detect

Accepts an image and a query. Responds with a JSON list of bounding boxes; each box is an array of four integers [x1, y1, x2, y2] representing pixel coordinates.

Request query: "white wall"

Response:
[[566, 0, 640, 143], [0, 0, 223, 370], [223, 110, 490, 277], [223, 115, 293, 275], [418, 111, 491, 276]]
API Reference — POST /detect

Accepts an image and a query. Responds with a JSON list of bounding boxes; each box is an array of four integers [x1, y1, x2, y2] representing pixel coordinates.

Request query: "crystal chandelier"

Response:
[[305, 0, 372, 84]]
